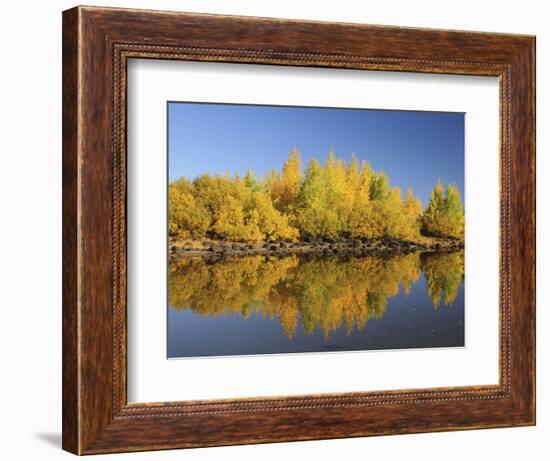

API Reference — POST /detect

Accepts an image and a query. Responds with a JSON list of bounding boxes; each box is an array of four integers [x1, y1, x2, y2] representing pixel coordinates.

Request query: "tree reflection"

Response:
[[169, 250, 464, 341], [421, 250, 465, 308]]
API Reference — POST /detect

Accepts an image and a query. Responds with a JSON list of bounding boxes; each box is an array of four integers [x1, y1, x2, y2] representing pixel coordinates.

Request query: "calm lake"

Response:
[[168, 250, 464, 358]]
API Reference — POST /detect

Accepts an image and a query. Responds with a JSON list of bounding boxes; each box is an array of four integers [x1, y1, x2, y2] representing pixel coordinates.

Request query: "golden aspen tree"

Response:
[[267, 148, 302, 216], [382, 187, 407, 238], [322, 149, 348, 237], [212, 195, 261, 241], [281, 148, 302, 208], [168, 178, 210, 239], [349, 160, 374, 238], [250, 190, 298, 241], [347, 154, 360, 193], [402, 188, 423, 239]]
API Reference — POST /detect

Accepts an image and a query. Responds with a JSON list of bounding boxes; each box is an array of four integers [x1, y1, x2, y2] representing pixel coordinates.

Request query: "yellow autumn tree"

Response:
[[348, 160, 375, 238], [267, 148, 302, 216], [212, 195, 262, 241], [324, 149, 352, 236], [190, 173, 298, 242], [168, 178, 210, 238], [250, 190, 298, 241], [168, 149, 463, 243], [401, 188, 423, 239]]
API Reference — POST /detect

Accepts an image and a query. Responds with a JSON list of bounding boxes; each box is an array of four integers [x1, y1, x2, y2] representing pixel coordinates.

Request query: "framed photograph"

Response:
[[62, 6, 535, 455]]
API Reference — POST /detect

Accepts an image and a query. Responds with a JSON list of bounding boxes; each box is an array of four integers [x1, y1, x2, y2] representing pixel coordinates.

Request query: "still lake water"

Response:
[[168, 251, 464, 358]]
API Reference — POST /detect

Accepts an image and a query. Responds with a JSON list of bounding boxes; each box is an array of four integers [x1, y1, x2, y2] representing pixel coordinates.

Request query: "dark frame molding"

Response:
[[62, 5, 535, 454]]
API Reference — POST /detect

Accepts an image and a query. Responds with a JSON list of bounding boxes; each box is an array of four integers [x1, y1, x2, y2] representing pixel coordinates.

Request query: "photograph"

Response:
[[167, 102, 466, 358]]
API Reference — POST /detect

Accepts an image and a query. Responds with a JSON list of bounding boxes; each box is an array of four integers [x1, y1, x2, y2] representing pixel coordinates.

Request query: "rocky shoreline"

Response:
[[170, 236, 464, 259]]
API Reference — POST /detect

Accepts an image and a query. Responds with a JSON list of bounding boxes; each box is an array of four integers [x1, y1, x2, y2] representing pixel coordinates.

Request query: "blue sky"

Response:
[[168, 102, 464, 207]]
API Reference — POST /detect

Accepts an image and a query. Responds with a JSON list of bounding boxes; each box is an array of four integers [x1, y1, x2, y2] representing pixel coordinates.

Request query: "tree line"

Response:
[[169, 149, 464, 242]]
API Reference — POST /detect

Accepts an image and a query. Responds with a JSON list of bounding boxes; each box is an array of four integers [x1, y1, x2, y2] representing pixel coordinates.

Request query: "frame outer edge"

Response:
[[62, 6, 536, 454], [500, 37, 535, 424], [531, 36, 537, 425], [62, 6, 81, 455]]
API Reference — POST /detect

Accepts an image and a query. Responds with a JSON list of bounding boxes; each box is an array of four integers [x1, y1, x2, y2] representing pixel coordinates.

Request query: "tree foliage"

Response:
[[172, 173, 296, 242], [421, 180, 465, 238], [266, 147, 302, 217], [169, 149, 464, 242], [168, 178, 210, 239]]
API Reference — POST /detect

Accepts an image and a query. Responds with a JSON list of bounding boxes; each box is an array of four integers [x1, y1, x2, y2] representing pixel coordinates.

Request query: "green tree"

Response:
[[297, 159, 330, 238], [369, 171, 391, 201], [422, 180, 464, 238], [442, 183, 465, 238], [243, 169, 259, 191], [422, 179, 445, 236]]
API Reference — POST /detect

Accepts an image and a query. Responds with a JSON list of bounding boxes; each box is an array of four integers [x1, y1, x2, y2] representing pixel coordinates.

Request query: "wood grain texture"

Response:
[[62, 5, 536, 455], [62, 7, 79, 454]]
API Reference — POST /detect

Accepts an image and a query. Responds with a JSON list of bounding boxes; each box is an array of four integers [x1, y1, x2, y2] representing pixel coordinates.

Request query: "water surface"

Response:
[[168, 251, 464, 358]]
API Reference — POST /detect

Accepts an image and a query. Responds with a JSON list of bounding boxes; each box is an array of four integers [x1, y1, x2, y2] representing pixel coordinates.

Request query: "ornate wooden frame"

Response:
[[62, 5, 536, 455]]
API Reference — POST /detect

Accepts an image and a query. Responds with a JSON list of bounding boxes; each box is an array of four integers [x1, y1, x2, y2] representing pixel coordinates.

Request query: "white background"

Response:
[[127, 60, 499, 402], [0, 1, 546, 460]]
